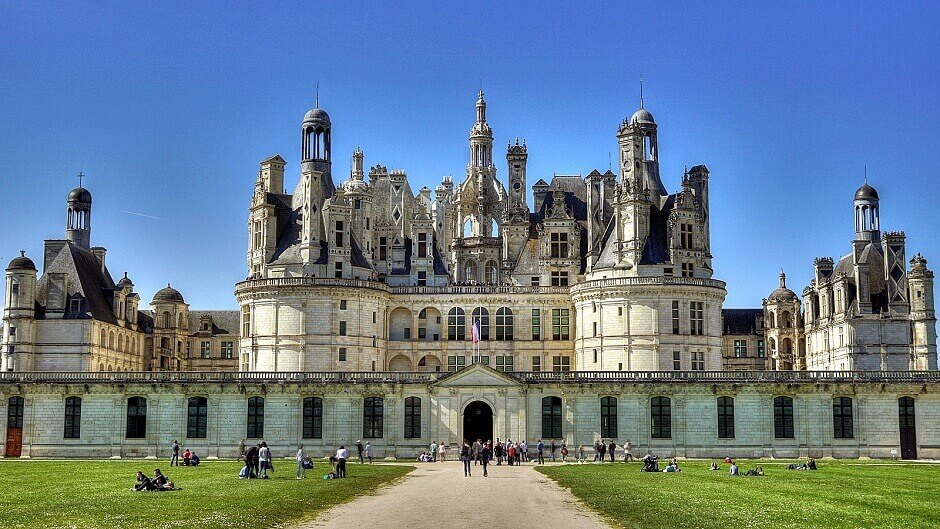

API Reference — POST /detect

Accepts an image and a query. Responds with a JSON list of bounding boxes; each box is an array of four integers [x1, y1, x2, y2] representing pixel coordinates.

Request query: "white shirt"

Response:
[[337, 448, 348, 459], [296, 449, 305, 462], [259, 446, 271, 462]]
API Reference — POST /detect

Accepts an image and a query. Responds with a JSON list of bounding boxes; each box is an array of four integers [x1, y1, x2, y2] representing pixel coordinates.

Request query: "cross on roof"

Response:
[[77, 172, 84, 188]]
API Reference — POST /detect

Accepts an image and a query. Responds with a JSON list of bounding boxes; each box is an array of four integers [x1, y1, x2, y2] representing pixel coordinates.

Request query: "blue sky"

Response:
[[0, 1, 937, 309]]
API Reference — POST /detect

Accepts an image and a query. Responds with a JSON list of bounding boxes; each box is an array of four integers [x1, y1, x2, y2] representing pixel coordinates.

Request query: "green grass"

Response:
[[0, 459, 412, 529], [538, 460, 940, 529]]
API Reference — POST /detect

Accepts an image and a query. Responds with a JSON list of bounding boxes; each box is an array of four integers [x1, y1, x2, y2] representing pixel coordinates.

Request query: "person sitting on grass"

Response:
[[132, 471, 155, 491], [807, 458, 817, 470], [152, 469, 176, 491], [190, 452, 200, 466], [709, 462, 720, 471], [182, 448, 191, 466], [744, 466, 764, 476], [641, 453, 659, 472], [729, 460, 739, 476]]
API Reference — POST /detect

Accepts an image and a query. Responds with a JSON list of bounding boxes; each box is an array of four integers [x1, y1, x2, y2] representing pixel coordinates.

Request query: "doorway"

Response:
[[899, 396, 917, 460], [5, 396, 23, 457], [463, 400, 493, 444]]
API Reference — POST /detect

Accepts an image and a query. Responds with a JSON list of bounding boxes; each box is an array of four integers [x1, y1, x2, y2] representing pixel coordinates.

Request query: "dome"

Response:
[[631, 107, 655, 124], [6, 251, 36, 271], [117, 272, 134, 288], [303, 107, 331, 127], [854, 182, 879, 201], [768, 272, 797, 302], [152, 284, 185, 303], [68, 187, 92, 204], [341, 177, 370, 194]]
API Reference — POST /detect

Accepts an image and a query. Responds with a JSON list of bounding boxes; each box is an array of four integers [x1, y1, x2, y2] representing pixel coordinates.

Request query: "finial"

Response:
[[639, 75, 644, 109], [124, 271, 128, 279], [315, 81, 319, 108], [608, 151, 612, 171], [779, 269, 786, 288], [19, 250, 25, 257], [77, 171, 84, 188], [864, 165, 868, 184]]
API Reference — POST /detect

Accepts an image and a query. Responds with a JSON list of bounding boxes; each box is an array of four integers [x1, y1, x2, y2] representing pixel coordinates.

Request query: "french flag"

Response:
[[471, 320, 481, 344]]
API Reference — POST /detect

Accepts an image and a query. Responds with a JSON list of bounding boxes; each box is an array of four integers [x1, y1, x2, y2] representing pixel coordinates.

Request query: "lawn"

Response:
[[0, 459, 411, 529], [538, 460, 940, 529]]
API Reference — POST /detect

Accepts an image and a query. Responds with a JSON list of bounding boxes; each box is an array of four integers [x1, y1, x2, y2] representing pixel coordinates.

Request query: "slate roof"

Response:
[[722, 309, 763, 335], [189, 310, 240, 336]]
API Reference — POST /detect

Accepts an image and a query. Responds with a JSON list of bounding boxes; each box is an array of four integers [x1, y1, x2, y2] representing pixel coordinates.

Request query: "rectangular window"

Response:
[[680, 223, 693, 249], [379, 237, 388, 261], [69, 298, 81, 314], [363, 397, 384, 438], [253, 220, 262, 250], [717, 396, 735, 439], [340, 299, 347, 310], [242, 306, 251, 336], [593, 322, 598, 337], [303, 397, 323, 439], [672, 301, 680, 334], [651, 397, 672, 439], [550, 271, 569, 287], [734, 340, 748, 358], [600, 396, 617, 438], [339, 321, 347, 336], [495, 355, 514, 372], [471, 355, 490, 366], [551, 308, 570, 340], [417, 271, 427, 286], [774, 396, 795, 439], [690, 302, 704, 336], [531, 276, 540, 287], [757, 340, 766, 358], [221, 341, 234, 359], [200, 340, 211, 359], [681, 262, 694, 278], [673, 351, 681, 371], [447, 355, 466, 372], [833, 397, 854, 439], [552, 355, 571, 372], [418, 327, 427, 339], [691, 351, 705, 371], [403, 327, 411, 339], [417, 233, 428, 258], [247, 396, 264, 438], [542, 396, 563, 439], [550, 232, 569, 258], [187, 397, 208, 439], [338, 347, 347, 362], [334, 261, 343, 278], [241, 352, 250, 372], [531, 309, 541, 340], [335, 220, 344, 247], [532, 356, 541, 372], [64, 396, 81, 439], [404, 397, 421, 439], [126, 397, 147, 439]]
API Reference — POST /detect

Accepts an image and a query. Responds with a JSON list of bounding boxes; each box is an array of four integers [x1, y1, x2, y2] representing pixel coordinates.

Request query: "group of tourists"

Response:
[[459, 439, 493, 476], [132, 469, 177, 492], [169, 440, 201, 467], [240, 441, 274, 479]]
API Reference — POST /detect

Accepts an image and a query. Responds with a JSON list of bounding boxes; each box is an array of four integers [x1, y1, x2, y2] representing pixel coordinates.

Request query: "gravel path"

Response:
[[297, 461, 612, 529]]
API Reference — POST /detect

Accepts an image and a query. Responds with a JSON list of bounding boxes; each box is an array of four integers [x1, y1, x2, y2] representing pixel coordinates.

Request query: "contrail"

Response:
[[120, 210, 166, 221]]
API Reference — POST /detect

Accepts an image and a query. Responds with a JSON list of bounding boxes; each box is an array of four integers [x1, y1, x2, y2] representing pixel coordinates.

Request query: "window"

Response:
[[690, 302, 704, 336], [734, 340, 748, 358], [550, 271, 569, 287], [187, 397, 208, 439], [335, 220, 344, 247], [680, 223, 693, 249], [691, 351, 705, 371], [334, 261, 343, 278], [339, 321, 347, 336], [242, 306, 251, 336], [531, 309, 541, 340], [302, 397, 323, 439], [552, 355, 571, 372], [126, 397, 147, 439], [757, 340, 766, 358], [531, 276, 540, 287], [551, 309, 570, 340], [64, 396, 81, 439], [717, 396, 734, 438], [447, 355, 466, 372], [340, 299, 347, 310], [651, 396, 671, 439], [532, 356, 541, 372], [221, 341, 234, 359], [403, 327, 411, 339], [379, 237, 388, 261], [448, 308, 466, 340], [404, 396, 421, 439], [471, 308, 490, 340], [833, 397, 854, 439], [495, 355, 514, 372], [672, 301, 680, 334], [550, 232, 569, 258], [672, 351, 681, 370], [253, 220, 262, 249], [681, 262, 694, 277], [7, 396, 23, 429], [70, 297, 81, 314], [464, 261, 478, 282], [600, 396, 617, 438], [774, 396, 795, 439], [363, 397, 384, 438], [200, 341, 211, 359], [495, 308, 514, 340], [247, 396, 264, 438], [338, 347, 347, 362], [542, 396, 563, 439], [417, 232, 428, 258], [241, 353, 250, 372], [417, 271, 427, 286], [10, 279, 19, 306]]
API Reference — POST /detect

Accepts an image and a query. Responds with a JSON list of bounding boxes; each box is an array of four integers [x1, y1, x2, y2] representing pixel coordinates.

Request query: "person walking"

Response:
[[578, 444, 586, 463], [170, 440, 180, 467], [336, 445, 348, 478], [536, 439, 545, 465], [507, 442, 515, 466], [494, 440, 503, 465], [296, 445, 307, 479], [550, 439, 557, 462], [472, 439, 481, 465], [365, 441, 373, 464], [624, 440, 635, 462], [438, 443, 446, 462], [561, 443, 569, 462], [461, 440, 472, 477], [356, 440, 365, 464], [430, 440, 438, 462], [609, 440, 617, 462], [481, 442, 492, 477], [258, 442, 271, 479], [520, 440, 528, 463]]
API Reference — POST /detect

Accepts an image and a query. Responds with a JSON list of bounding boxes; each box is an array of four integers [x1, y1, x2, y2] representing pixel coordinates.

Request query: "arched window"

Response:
[[363, 397, 384, 439], [302, 396, 323, 439], [108, 331, 115, 349], [64, 396, 82, 439], [162, 311, 171, 328], [448, 308, 466, 341], [768, 311, 776, 328], [187, 397, 208, 439], [484, 260, 499, 285], [471, 307, 489, 341], [247, 396, 264, 438], [650, 396, 671, 439], [782, 311, 792, 328], [99, 328, 106, 346], [600, 396, 617, 438], [404, 396, 421, 439], [833, 397, 853, 439], [463, 260, 478, 283], [717, 396, 735, 439], [495, 308, 514, 341], [773, 396, 794, 439], [542, 396, 563, 439], [126, 397, 147, 439]]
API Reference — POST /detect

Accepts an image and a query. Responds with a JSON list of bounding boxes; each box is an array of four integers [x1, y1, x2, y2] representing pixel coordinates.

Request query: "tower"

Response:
[[616, 92, 666, 199], [299, 102, 336, 268], [2, 252, 38, 371], [66, 185, 92, 249], [853, 181, 880, 243], [506, 138, 527, 209], [908, 254, 937, 370], [763, 271, 803, 370]]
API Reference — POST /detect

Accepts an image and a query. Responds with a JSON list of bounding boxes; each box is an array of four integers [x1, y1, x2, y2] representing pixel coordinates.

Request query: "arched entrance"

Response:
[[463, 400, 493, 444]]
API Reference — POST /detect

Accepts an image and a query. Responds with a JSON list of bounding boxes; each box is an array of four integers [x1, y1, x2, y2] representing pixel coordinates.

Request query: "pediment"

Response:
[[434, 363, 522, 388]]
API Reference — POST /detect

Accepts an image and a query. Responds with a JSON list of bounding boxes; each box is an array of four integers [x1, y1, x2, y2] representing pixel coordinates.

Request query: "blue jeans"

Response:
[[463, 458, 471, 476]]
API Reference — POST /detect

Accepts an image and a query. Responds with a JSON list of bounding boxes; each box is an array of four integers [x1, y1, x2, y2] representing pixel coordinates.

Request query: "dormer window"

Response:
[[550, 232, 569, 259], [70, 297, 81, 314]]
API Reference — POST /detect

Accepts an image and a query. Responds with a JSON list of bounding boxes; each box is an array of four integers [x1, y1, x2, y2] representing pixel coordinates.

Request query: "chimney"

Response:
[[90, 247, 107, 273]]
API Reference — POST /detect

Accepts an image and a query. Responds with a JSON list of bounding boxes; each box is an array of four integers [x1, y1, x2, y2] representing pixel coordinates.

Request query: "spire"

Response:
[[639, 76, 644, 109], [864, 165, 868, 184], [77, 171, 84, 188], [315, 81, 319, 109], [476, 89, 486, 123]]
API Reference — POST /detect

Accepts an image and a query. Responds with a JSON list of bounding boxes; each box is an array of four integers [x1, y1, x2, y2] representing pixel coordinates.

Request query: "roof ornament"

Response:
[[77, 171, 84, 188], [639, 75, 644, 109], [315, 81, 319, 109], [20, 250, 25, 257], [864, 165, 868, 184]]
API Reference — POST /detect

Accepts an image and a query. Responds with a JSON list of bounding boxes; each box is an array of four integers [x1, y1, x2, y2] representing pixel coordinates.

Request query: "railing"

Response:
[[390, 285, 570, 295], [571, 276, 727, 292], [0, 370, 938, 384], [235, 277, 390, 292]]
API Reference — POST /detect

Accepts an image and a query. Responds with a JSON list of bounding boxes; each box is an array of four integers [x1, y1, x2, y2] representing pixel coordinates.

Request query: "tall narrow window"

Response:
[[200, 341, 211, 359], [600, 396, 617, 439], [417, 232, 428, 258], [187, 396, 208, 439], [680, 223, 693, 249], [64, 396, 81, 439], [550, 232, 569, 258], [335, 220, 344, 247], [542, 396, 563, 439], [253, 220, 263, 250], [774, 396, 794, 439], [672, 351, 681, 370], [495, 308, 514, 340], [551, 308, 570, 340], [833, 397, 854, 439], [10, 279, 19, 306], [302, 397, 323, 439], [651, 396, 671, 439], [339, 321, 347, 336], [532, 356, 541, 372], [247, 396, 264, 439], [471, 308, 490, 340], [717, 396, 734, 439], [379, 237, 388, 261], [126, 397, 147, 439], [404, 396, 421, 439], [531, 309, 541, 340], [690, 302, 704, 335], [242, 305, 251, 336], [363, 397, 384, 438], [448, 308, 466, 340], [672, 301, 680, 334]]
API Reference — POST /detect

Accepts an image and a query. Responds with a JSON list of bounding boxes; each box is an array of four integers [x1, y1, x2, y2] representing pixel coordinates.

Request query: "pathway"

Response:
[[297, 461, 612, 529]]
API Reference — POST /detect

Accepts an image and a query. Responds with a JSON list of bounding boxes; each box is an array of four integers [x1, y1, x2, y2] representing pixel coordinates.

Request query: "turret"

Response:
[[66, 186, 92, 249], [617, 91, 666, 199], [2, 252, 38, 371], [506, 139, 527, 209], [853, 181, 880, 243], [908, 254, 937, 369]]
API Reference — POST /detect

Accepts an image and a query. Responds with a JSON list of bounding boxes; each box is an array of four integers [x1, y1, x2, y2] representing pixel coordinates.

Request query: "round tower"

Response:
[[150, 284, 188, 371], [67, 186, 93, 249], [3, 251, 38, 371], [763, 271, 803, 370], [854, 181, 880, 243]]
